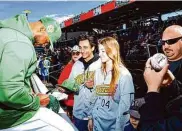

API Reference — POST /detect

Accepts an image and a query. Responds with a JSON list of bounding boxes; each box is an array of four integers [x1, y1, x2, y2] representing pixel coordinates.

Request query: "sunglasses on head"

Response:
[[72, 52, 80, 56], [161, 36, 182, 45]]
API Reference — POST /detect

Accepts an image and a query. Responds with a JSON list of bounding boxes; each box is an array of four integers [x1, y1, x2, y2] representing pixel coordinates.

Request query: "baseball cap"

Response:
[[60, 79, 80, 93], [72, 45, 80, 52], [46, 95, 60, 113], [40, 17, 62, 51], [123, 98, 145, 119]]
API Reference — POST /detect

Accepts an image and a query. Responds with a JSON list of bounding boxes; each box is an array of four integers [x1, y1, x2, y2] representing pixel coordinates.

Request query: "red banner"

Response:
[[64, 18, 73, 27], [80, 10, 94, 21], [101, 1, 115, 14]]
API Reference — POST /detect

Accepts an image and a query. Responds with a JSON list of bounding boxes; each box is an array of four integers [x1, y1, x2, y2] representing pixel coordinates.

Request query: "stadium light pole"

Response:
[[23, 10, 31, 20]]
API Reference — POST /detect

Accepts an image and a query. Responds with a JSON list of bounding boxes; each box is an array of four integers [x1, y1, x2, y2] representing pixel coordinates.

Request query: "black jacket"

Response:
[[139, 92, 182, 131]]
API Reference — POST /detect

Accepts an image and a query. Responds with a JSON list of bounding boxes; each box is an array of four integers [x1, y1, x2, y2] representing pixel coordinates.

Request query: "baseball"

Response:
[[151, 53, 168, 71]]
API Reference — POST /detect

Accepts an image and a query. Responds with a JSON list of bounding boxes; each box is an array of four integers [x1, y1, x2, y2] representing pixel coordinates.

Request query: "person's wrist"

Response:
[[147, 86, 160, 93], [88, 117, 92, 120]]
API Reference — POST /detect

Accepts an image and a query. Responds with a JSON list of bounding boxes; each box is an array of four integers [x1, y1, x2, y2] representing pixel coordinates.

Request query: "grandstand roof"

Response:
[[62, 1, 182, 32]]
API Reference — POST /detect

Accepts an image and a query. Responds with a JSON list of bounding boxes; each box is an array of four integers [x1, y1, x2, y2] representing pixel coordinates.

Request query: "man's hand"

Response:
[[161, 73, 172, 87], [144, 58, 169, 93], [57, 87, 66, 93], [88, 119, 93, 131], [37, 93, 50, 107]]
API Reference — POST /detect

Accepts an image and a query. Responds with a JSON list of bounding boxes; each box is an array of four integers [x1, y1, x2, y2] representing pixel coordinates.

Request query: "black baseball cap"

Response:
[[123, 97, 145, 119]]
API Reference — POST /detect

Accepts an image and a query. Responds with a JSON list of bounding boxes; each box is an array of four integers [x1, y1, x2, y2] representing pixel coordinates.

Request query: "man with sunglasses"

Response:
[[160, 25, 182, 102], [138, 25, 182, 131], [162, 25, 182, 62], [147, 25, 182, 127]]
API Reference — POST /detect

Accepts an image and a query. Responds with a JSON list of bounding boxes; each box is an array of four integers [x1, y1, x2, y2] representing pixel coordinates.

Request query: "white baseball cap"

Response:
[[72, 45, 80, 52]]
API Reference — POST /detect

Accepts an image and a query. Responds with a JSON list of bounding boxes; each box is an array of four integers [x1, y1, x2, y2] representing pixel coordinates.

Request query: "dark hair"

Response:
[[78, 35, 96, 48]]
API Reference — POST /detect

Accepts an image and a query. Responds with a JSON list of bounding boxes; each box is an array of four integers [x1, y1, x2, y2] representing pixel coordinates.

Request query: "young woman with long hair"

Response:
[[87, 37, 134, 131]]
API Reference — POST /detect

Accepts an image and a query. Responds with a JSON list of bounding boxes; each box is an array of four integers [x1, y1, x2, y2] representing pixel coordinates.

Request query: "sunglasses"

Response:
[[72, 52, 80, 56], [161, 36, 182, 45]]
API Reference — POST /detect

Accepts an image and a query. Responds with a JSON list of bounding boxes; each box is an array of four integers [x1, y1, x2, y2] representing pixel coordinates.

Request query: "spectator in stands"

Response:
[[42, 55, 51, 84], [38, 54, 46, 81], [87, 37, 134, 131], [140, 58, 182, 130], [0, 14, 74, 131], [137, 30, 144, 41], [58, 45, 81, 84], [58, 45, 72, 65], [36, 55, 43, 78], [57, 45, 82, 119], [66, 35, 101, 131]]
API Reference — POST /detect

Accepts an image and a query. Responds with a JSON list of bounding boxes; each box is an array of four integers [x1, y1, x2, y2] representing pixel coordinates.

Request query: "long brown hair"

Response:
[[99, 37, 125, 96]]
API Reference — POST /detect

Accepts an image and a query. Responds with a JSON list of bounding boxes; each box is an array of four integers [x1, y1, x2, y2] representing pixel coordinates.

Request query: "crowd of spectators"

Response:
[[35, 45, 73, 86]]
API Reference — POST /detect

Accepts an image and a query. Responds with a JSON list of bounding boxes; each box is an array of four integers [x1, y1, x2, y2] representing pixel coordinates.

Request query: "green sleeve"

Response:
[[0, 41, 40, 111]]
